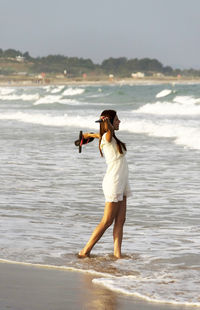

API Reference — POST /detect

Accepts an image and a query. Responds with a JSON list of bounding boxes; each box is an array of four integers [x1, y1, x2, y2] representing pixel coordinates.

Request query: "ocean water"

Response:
[[0, 82, 200, 306]]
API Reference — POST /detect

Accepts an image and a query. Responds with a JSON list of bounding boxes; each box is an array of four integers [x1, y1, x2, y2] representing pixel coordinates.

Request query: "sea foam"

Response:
[[156, 89, 173, 98], [121, 118, 200, 150], [51, 86, 65, 93], [93, 276, 200, 307], [33, 95, 62, 105], [62, 88, 85, 96], [0, 87, 15, 95], [0, 93, 40, 101], [0, 110, 199, 150], [134, 100, 200, 115], [0, 112, 97, 129]]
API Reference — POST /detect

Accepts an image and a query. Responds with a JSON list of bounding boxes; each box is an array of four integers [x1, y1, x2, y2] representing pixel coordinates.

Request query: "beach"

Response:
[[0, 261, 196, 310], [1, 76, 200, 87], [0, 83, 200, 307]]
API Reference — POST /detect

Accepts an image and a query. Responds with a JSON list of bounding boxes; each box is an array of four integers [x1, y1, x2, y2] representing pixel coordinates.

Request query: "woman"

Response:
[[79, 110, 131, 259]]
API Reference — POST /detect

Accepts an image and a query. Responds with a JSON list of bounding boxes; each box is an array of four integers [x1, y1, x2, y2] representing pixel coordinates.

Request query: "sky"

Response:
[[1, 0, 200, 69]]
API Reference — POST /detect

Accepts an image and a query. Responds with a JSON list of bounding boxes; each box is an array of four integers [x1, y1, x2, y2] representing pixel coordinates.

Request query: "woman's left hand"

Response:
[[103, 118, 114, 132], [82, 132, 90, 139]]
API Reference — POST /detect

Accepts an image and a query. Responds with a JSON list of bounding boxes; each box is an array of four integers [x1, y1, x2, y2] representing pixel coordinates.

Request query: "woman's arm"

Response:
[[83, 132, 100, 139]]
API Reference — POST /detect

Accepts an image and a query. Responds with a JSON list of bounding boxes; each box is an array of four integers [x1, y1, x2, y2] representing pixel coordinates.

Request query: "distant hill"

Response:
[[0, 48, 200, 78]]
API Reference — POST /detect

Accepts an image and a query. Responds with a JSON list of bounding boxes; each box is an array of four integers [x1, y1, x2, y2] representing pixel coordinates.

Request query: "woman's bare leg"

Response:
[[79, 201, 120, 257], [113, 196, 126, 258]]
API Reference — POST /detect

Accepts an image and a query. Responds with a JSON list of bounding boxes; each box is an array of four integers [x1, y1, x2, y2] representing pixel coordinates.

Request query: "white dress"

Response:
[[101, 133, 132, 202]]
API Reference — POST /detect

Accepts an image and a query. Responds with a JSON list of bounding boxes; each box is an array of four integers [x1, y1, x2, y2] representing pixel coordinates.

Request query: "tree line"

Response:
[[0, 48, 200, 77]]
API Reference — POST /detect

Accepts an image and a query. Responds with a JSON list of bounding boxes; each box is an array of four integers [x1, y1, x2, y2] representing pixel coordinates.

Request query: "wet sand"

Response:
[[0, 261, 195, 310]]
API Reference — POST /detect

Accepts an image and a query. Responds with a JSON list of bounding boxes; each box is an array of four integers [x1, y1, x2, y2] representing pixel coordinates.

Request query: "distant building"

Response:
[[153, 73, 164, 77], [109, 74, 114, 80], [131, 72, 145, 78], [16, 56, 25, 62], [36, 72, 46, 84], [16, 72, 27, 76]]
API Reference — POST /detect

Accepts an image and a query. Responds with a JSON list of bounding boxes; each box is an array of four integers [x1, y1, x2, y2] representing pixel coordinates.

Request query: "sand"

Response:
[[1, 77, 200, 87], [0, 261, 195, 310]]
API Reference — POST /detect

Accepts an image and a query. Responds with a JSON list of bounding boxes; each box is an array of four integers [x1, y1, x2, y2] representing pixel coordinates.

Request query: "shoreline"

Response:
[[0, 260, 198, 310], [1, 77, 200, 87]]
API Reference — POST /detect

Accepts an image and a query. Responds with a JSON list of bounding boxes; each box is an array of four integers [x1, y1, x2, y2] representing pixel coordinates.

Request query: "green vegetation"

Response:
[[0, 48, 31, 60], [0, 48, 200, 78]]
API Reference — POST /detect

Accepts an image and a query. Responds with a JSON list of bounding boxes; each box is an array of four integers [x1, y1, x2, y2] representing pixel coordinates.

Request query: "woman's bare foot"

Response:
[[114, 254, 122, 259], [78, 250, 90, 258]]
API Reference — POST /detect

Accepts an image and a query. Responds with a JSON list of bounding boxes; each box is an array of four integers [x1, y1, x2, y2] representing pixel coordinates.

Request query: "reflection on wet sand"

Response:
[[80, 274, 118, 310]]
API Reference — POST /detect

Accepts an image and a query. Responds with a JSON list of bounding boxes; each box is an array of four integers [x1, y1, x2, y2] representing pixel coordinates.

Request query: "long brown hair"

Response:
[[99, 110, 127, 156]]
